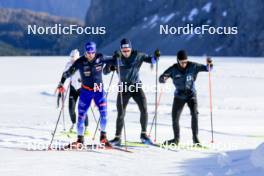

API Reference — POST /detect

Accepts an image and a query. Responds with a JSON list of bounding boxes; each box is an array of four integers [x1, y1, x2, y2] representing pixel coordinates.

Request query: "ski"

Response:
[[55, 130, 91, 138], [160, 143, 213, 152], [120, 141, 212, 152], [120, 141, 161, 148], [25, 146, 101, 153], [85, 144, 133, 153], [26, 143, 133, 153], [121, 141, 149, 147]]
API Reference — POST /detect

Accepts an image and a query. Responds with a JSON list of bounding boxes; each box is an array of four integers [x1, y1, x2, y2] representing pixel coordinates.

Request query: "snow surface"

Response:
[[0, 56, 264, 176], [251, 143, 264, 169]]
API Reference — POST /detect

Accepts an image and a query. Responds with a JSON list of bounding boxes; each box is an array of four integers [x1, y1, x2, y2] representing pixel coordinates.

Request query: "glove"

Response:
[[207, 57, 213, 65], [57, 83, 65, 94], [110, 65, 116, 71], [56, 83, 65, 108], [159, 75, 167, 83], [154, 49, 161, 58], [113, 51, 121, 59]]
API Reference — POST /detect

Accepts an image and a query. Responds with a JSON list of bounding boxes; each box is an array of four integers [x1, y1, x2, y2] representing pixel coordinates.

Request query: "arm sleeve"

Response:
[[103, 64, 112, 75], [139, 52, 156, 64], [102, 53, 118, 75], [195, 63, 209, 73], [159, 66, 174, 83], [60, 61, 78, 84]]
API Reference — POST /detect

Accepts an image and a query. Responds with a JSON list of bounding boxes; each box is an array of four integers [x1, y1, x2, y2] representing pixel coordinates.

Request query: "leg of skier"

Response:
[[164, 97, 185, 145], [187, 96, 200, 145], [132, 88, 152, 144], [110, 92, 131, 146], [79, 88, 89, 135], [93, 90, 111, 147], [76, 90, 93, 143], [66, 89, 92, 149], [69, 85, 78, 132]]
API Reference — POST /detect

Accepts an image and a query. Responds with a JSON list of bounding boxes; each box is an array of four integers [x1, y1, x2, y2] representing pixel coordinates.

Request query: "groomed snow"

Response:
[[251, 143, 264, 169], [0, 56, 264, 176]]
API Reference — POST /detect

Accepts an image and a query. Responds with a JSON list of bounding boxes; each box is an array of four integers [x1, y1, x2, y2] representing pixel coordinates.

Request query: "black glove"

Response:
[[113, 51, 121, 59], [207, 57, 213, 65], [110, 65, 116, 71], [154, 49, 161, 58], [159, 75, 167, 83]]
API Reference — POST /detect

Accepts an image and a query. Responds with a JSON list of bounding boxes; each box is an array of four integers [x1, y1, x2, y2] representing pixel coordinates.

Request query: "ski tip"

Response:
[[125, 150, 133, 153]]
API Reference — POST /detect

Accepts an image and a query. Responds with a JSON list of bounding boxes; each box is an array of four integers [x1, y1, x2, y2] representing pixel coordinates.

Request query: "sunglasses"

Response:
[[179, 60, 188, 64], [121, 50, 131, 53]]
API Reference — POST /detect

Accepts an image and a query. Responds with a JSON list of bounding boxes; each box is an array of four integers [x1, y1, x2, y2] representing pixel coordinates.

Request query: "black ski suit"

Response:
[[104, 50, 156, 136], [159, 61, 211, 141]]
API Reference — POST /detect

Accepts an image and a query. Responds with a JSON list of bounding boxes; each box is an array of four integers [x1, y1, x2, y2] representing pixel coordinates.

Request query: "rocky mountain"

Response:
[[0, 0, 90, 21], [84, 0, 264, 56], [0, 8, 83, 55]]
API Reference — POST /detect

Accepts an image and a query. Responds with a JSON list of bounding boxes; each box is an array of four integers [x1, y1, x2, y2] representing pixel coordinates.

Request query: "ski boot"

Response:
[[193, 135, 202, 147], [66, 135, 84, 150], [109, 136, 122, 146], [100, 131, 112, 148], [140, 132, 153, 145], [162, 138, 179, 146]]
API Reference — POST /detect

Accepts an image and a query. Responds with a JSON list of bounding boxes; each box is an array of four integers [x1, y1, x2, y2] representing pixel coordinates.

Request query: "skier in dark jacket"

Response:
[[57, 41, 112, 148], [103, 38, 160, 145], [159, 50, 213, 145]]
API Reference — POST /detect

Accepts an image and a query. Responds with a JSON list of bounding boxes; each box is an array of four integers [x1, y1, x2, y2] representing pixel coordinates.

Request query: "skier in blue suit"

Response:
[[57, 41, 112, 148]]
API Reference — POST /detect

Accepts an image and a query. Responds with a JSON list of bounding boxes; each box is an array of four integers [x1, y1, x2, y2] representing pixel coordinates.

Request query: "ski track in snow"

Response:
[[0, 56, 264, 176]]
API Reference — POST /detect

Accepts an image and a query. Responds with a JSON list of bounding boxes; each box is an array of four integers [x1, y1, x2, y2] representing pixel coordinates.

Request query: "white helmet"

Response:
[[70, 49, 80, 61]]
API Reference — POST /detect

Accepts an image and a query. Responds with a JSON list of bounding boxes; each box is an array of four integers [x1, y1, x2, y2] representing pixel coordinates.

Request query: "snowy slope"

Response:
[[0, 56, 264, 176]]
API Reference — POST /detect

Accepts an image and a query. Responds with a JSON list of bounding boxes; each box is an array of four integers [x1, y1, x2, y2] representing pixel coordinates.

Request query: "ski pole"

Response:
[[154, 58, 159, 142], [90, 106, 98, 124], [61, 92, 66, 131], [92, 71, 115, 140], [48, 84, 70, 149], [148, 87, 163, 138], [208, 63, 214, 143], [116, 56, 128, 150]]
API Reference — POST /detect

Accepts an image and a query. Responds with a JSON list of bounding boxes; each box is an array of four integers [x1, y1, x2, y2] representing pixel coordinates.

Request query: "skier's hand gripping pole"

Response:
[[56, 83, 65, 108]]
